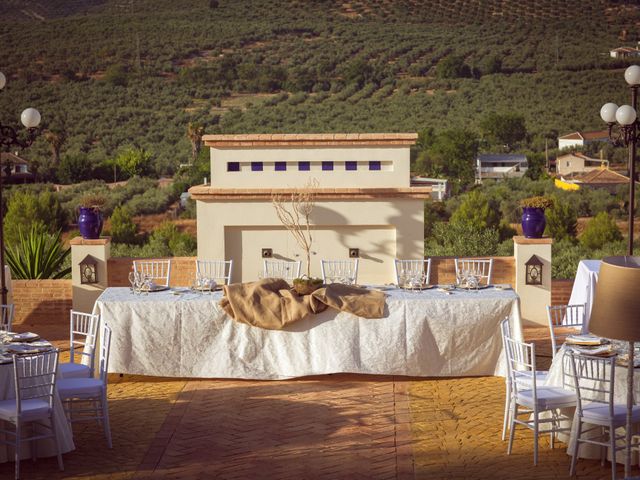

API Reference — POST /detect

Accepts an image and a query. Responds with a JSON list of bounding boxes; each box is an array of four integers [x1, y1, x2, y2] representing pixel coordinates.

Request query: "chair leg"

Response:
[[550, 410, 556, 449], [502, 382, 511, 441], [610, 423, 617, 480], [102, 392, 112, 449], [601, 427, 606, 467], [31, 422, 37, 462], [14, 421, 20, 480], [533, 413, 539, 466], [50, 415, 64, 472], [570, 419, 582, 476], [507, 403, 517, 455]]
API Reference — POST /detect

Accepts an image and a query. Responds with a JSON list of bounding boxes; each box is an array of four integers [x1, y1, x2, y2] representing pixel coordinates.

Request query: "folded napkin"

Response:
[[566, 334, 606, 346], [220, 279, 386, 330]]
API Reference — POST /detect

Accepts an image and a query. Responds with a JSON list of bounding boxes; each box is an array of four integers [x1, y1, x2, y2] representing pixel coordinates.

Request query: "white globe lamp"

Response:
[[600, 102, 619, 123], [20, 108, 41, 129]]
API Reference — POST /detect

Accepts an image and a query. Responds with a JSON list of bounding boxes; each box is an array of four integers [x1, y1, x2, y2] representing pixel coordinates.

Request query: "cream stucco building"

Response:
[[189, 133, 430, 284]]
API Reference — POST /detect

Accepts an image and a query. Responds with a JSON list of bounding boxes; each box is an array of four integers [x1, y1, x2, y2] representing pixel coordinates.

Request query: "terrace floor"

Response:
[[0, 324, 626, 480]]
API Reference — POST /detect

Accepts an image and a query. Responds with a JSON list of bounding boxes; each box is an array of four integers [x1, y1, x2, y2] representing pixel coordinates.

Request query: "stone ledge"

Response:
[[203, 133, 418, 148], [69, 237, 112, 246], [512, 236, 553, 245], [188, 186, 433, 200]]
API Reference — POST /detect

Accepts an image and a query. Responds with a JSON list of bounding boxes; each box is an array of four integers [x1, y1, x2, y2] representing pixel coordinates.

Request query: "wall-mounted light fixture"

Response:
[[79, 254, 98, 284], [349, 248, 360, 258], [525, 255, 543, 285], [262, 248, 273, 258]]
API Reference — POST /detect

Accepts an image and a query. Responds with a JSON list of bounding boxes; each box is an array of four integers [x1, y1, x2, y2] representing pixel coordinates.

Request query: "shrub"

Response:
[[6, 225, 71, 279], [450, 189, 500, 230], [110, 206, 137, 244], [544, 198, 577, 242], [4, 191, 64, 247], [125, 188, 175, 216], [580, 212, 623, 250], [425, 220, 499, 257]]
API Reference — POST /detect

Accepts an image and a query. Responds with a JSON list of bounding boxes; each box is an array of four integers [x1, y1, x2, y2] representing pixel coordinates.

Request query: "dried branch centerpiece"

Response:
[[272, 179, 323, 295]]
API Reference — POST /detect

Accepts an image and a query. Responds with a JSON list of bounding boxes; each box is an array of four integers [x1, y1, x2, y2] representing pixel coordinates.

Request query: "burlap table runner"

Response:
[[220, 278, 386, 330]]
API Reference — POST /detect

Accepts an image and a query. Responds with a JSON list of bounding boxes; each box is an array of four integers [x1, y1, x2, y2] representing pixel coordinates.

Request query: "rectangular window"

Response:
[[298, 161, 310, 171], [345, 161, 357, 171], [227, 162, 240, 172], [275, 161, 287, 171], [369, 161, 381, 171], [322, 161, 334, 171], [251, 162, 263, 172]]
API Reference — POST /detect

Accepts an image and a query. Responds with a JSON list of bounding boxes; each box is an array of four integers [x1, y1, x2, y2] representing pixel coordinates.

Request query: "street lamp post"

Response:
[[600, 64, 640, 256], [0, 71, 42, 305]]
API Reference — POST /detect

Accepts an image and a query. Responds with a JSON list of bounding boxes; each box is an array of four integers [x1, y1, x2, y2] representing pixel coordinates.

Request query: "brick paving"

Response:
[[0, 324, 628, 479]]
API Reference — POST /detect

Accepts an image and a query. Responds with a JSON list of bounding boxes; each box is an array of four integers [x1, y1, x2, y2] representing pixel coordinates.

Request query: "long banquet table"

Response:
[[93, 286, 522, 380]]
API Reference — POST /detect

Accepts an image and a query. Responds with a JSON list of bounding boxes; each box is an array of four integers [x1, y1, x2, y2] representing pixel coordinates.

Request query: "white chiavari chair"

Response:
[[0, 304, 14, 332], [57, 323, 113, 448], [133, 259, 171, 288], [454, 258, 493, 286], [195, 259, 233, 285], [59, 310, 99, 380], [0, 349, 64, 479], [320, 259, 359, 285], [547, 304, 586, 358], [394, 259, 432, 286], [262, 260, 301, 282]]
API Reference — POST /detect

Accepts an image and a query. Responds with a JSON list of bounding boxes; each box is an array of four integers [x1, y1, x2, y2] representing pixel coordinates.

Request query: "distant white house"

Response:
[[558, 130, 609, 150], [610, 46, 640, 59], [556, 152, 608, 176], [410, 176, 449, 201], [0, 152, 35, 183], [475, 153, 527, 184]]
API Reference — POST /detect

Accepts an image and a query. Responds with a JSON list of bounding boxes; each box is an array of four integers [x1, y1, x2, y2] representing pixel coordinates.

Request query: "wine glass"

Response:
[[128, 271, 137, 294]]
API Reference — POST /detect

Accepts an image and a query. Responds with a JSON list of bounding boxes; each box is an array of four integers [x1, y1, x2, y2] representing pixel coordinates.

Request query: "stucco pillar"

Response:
[[513, 236, 552, 326], [70, 237, 111, 313]]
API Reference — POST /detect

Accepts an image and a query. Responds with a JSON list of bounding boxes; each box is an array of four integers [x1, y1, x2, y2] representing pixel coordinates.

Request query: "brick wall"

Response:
[[107, 257, 197, 287], [551, 279, 574, 306], [13, 279, 73, 327], [429, 256, 515, 285]]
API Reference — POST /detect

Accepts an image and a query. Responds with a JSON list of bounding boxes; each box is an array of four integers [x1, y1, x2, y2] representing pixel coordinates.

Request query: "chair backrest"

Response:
[[133, 260, 171, 287], [13, 349, 59, 414], [567, 351, 615, 419], [454, 258, 493, 285], [503, 333, 538, 399], [0, 304, 14, 332], [262, 260, 301, 282], [196, 260, 233, 285], [98, 323, 112, 384], [547, 304, 586, 357], [321, 259, 359, 284], [69, 310, 100, 375], [394, 259, 432, 286]]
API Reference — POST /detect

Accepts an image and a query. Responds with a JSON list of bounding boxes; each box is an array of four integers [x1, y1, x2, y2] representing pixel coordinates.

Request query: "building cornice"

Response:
[[188, 186, 432, 200], [202, 133, 418, 148]]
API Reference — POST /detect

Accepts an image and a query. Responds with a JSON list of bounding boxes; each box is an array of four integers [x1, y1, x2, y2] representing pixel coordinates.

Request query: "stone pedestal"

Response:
[[70, 237, 111, 313], [513, 236, 552, 326]]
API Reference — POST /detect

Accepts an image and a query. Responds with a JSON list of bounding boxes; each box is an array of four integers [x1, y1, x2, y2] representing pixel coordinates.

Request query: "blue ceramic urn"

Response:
[[521, 207, 546, 239], [78, 207, 103, 240]]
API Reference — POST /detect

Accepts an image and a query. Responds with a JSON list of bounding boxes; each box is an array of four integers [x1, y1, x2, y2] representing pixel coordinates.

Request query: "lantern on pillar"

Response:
[[79, 255, 98, 284], [525, 255, 543, 285]]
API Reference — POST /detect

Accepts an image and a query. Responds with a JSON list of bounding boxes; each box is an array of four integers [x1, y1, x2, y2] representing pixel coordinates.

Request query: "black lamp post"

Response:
[[600, 64, 640, 256], [0, 71, 42, 305]]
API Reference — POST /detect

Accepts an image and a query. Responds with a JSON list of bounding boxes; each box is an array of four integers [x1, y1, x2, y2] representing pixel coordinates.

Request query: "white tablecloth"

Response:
[[0, 363, 75, 463], [567, 260, 600, 329], [94, 286, 522, 380]]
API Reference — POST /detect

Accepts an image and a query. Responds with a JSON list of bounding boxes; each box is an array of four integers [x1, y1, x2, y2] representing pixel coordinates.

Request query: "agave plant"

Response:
[[5, 225, 71, 279]]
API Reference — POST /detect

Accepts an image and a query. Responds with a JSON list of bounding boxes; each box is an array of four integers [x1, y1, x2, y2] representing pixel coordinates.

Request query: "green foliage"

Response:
[[111, 221, 196, 257], [478, 54, 502, 75], [450, 189, 500, 230], [426, 220, 499, 257], [5, 225, 71, 280], [124, 187, 176, 216], [436, 55, 471, 79], [104, 64, 127, 87], [4, 191, 64, 247], [580, 211, 623, 249], [415, 128, 478, 188], [544, 197, 578, 241], [423, 200, 448, 238], [57, 153, 95, 184], [479, 112, 527, 149], [109, 206, 137, 244], [115, 146, 153, 179]]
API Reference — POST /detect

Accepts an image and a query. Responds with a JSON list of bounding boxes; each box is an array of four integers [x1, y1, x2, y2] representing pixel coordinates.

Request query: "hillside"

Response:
[[1, 0, 639, 178]]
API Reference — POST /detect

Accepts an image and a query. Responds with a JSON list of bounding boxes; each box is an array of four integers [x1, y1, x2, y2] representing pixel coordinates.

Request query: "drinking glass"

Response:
[[128, 271, 137, 294]]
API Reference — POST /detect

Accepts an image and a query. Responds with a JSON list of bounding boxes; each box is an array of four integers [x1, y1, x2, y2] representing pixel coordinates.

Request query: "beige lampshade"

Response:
[[589, 256, 640, 341]]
